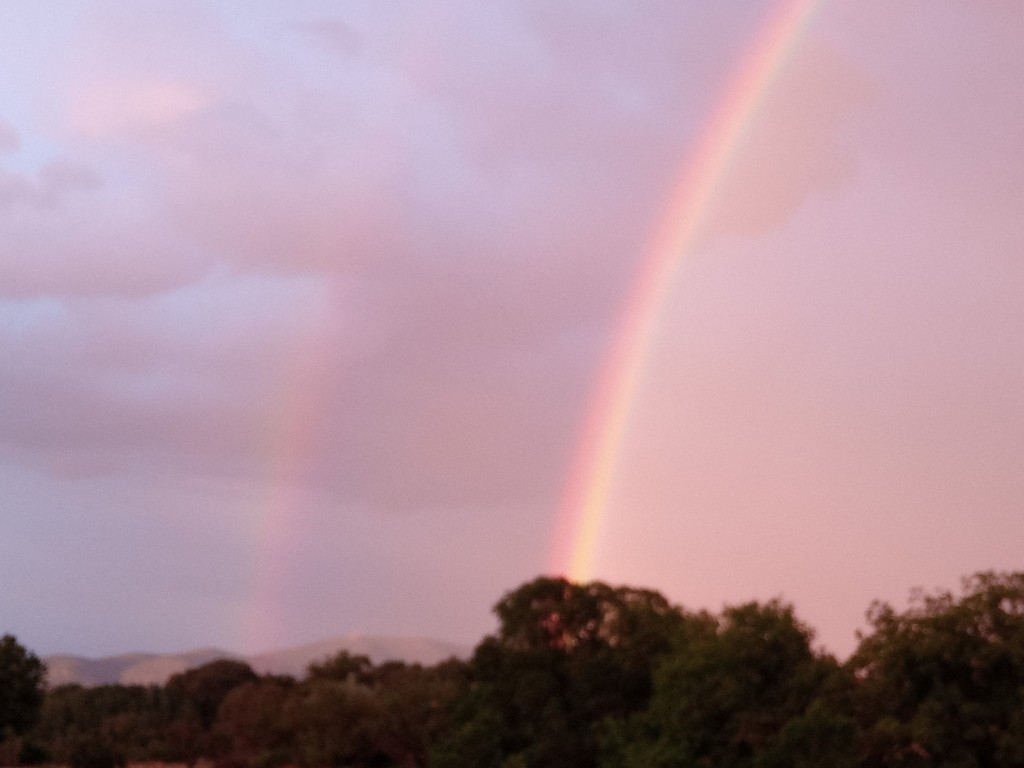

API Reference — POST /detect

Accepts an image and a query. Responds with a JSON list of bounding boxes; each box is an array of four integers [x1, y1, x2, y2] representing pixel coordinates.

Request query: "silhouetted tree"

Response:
[[0, 634, 46, 737], [66, 736, 126, 768], [0, 634, 47, 765], [164, 659, 258, 764], [167, 660, 259, 729], [32, 683, 182, 765], [216, 678, 297, 767], [431, 577, 690, 768], [601, 600, 856, 768], [21, 571, 1024, 768], [370, 661, 462, 767], [851, 571, 1024, 767], [284, 676, 385, 766], [305, 651, 374, 685]]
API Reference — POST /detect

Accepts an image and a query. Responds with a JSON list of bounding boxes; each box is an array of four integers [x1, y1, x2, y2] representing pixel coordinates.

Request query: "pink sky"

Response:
[[1, 0, 1022, 659]]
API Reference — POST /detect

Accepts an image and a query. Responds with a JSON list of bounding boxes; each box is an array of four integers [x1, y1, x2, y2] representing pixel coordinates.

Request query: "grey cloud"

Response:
[[0, 1, 858, 515], [36, 160, 102, 203], [0, 277, 315, 479], [298, 19, 363, 58], [0, 118, 19, 152], [0, 158, 100, 211], [0, 199, 206, 299], [0, 170, 31, 208]]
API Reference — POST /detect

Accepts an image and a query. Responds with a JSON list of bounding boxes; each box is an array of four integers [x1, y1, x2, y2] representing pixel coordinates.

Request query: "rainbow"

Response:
[[550, 0, 825, 582], [244, 277, 339, 651]]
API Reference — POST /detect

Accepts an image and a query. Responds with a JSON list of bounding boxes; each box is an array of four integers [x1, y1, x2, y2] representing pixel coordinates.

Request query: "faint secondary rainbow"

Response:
[[550, 0, 825, 582], [243, 277, 340, 652]]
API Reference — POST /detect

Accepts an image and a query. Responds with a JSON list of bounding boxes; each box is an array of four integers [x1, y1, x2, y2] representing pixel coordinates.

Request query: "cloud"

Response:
[[0, 2, 820, 517], [0, 117, 19, 152], [699, 42, 875, 243], [0, 185, 208, 298], [61, 2, 250, 142], [3, 0, 1024, 660], [298, 19, 363, 58], [0, 2, 891, 516], [69, 78, 210, 138], [0, 272, 329, 459], [0, 154, 100, 211]]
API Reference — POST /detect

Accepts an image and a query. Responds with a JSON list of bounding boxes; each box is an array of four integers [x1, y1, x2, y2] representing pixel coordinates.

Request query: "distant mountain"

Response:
[[44, 634, 472, 687], [44, 648, 242, 687], [248, 633, 471, 679]]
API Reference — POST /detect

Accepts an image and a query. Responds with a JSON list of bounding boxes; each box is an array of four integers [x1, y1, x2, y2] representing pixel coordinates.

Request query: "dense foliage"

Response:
[[850, 572, 1024, 767], [0, 634, 46, 765], [4, 570, 1024, 767], [0, 634, 46, 740]]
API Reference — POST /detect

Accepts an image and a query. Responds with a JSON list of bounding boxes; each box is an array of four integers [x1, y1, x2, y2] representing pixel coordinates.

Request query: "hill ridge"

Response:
[[44, 633, 472, 687]]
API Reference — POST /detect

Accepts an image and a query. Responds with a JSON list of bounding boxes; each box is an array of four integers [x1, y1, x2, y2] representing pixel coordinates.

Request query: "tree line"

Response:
[[3, 570, 1024, 767]]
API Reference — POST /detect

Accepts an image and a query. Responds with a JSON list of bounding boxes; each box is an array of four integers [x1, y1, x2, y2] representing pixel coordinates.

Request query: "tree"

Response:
[[851, 571, 1024, 767], [165, 659, 259, 764], [166, 659, 258, 730], [283, 677, 385, 767], [216, 678, 297, 767], [31, 683, 181, 765], [0, 634, 46, 737], [305, 651, 374, 685], [369, 661, 462, 767], [431, 577, 692, 768], [66, 737, 126, 768], [602, 600, 856, 768]]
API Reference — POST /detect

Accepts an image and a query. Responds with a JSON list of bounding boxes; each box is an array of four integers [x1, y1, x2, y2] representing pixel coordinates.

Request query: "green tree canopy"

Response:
[[431, 577, 693, 768], [33, 683, 181, 764], [851, 571, 1024, 767], [602, 599, 856, 768]]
